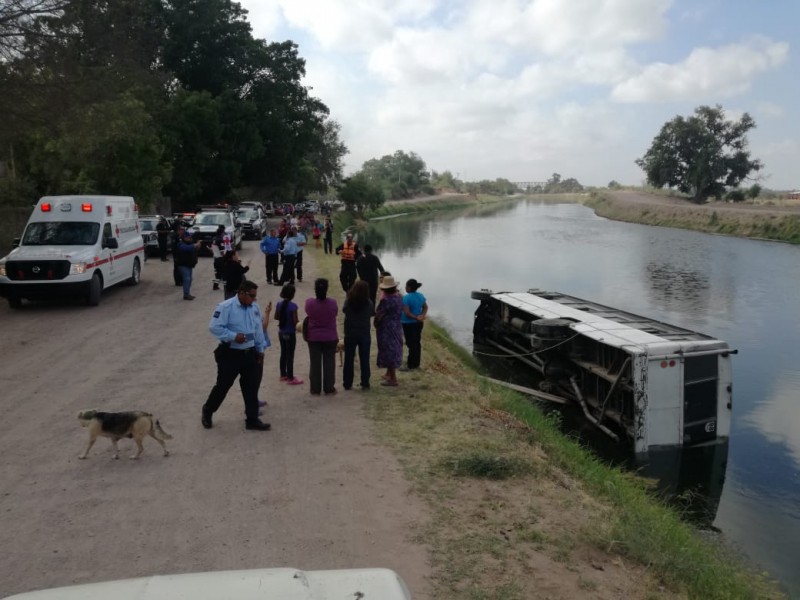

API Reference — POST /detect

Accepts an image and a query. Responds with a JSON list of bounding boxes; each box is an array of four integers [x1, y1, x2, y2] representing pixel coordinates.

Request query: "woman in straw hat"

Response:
[[374, 275, 404, 386]]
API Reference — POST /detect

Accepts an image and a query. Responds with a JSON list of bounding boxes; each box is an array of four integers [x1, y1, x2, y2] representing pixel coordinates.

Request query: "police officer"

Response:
[[201, 280, 271, 431], [156, 216, 170, 261]]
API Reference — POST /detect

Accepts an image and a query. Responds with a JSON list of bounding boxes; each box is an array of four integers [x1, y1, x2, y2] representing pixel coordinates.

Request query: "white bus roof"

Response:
[[493, 290, 728, 354]]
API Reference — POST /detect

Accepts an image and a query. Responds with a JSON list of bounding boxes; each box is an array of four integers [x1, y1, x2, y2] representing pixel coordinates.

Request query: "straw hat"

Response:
[[379, 275, 398, 289]]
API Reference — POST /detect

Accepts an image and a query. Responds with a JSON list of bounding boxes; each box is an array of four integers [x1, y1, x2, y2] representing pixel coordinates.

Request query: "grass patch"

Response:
[[443, 450, 533, 480]]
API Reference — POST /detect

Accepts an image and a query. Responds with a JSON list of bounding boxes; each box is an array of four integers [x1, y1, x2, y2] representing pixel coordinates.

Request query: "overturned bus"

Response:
[[472, 289, 735, 460]]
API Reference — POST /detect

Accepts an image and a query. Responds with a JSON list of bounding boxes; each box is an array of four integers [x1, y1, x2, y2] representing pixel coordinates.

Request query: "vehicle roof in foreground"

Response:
[[4, 568, 412, 600]]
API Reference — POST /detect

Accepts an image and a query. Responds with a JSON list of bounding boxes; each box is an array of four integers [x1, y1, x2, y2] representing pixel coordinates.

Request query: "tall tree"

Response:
[[636, 105, 762, 203]]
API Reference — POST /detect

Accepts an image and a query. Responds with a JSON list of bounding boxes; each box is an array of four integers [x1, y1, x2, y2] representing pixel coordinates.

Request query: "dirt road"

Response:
[[0, 238, 432, 597]]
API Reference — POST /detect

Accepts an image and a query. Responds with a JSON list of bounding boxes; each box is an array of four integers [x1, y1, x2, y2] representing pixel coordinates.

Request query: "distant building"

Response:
[[788, 190, 800, 200]]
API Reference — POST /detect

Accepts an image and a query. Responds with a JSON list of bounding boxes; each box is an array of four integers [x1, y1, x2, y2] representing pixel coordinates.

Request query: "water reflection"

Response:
[[637, 443, 728, 526], [645, 262, 710, 310]]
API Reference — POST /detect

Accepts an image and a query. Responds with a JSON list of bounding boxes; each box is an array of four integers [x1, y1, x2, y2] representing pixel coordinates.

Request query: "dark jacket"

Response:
[[175, 241, 198, 268], [223, 260, 249, 293]]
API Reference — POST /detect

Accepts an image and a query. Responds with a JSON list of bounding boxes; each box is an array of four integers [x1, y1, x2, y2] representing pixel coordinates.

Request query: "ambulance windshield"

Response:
[[22, 222, 100, 245]]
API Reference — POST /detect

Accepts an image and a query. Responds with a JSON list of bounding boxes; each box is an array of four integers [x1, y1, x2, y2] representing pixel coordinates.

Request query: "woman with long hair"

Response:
[[274, 284, 302, 385], [304, 278, 339, 395], [342, 280, 373, 390]]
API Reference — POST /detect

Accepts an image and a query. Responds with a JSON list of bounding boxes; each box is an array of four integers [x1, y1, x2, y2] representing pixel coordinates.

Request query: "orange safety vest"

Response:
[[340, 241, 356, 261]]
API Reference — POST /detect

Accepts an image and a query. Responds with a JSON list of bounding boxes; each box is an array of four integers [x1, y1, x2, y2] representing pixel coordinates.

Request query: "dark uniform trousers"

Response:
[[265, 254, 279, 283], [279, 254, 296, 285], [203, 345, 259, 422], [339, 261, 357, 292], [295, 250, 304, 281]]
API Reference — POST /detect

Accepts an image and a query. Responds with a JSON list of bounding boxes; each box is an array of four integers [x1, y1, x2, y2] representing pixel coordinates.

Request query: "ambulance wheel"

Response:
[[8, 296, 22, 309], [127, 257, 141, 286], [86, 273, 102, 306]]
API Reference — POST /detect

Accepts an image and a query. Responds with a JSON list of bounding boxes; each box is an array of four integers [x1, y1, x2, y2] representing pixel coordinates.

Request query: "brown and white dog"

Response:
[[78, 410, 172, 460]]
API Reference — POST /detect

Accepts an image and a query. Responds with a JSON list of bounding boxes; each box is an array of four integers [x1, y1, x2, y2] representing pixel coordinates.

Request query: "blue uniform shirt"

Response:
[[282, 236, 298, 257], [260, 235, 280, 255], [295, 232, 307, 250], [209, 296, 269, 353]]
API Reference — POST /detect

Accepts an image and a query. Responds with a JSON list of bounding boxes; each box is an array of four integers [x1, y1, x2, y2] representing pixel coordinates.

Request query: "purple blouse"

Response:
[[304, 297, 339, 342]]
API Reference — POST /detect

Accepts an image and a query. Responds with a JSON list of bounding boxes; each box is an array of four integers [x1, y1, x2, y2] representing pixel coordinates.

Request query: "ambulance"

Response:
[[0, 195, 145, 308]]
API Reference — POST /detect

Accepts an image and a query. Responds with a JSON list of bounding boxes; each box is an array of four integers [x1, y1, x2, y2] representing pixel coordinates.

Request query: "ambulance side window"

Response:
[[103, 223, 112, 240]]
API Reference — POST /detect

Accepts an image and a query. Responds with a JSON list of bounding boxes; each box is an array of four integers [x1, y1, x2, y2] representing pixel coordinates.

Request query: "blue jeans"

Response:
[[178, 266, 193, 297], [343, 332, 371, 389]]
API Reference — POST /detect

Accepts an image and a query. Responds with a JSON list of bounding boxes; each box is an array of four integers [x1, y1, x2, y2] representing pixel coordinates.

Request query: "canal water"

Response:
[[360, 199, 800, 596]]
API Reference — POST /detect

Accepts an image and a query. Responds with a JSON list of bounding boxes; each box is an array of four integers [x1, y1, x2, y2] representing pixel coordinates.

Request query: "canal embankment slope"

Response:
[[326, 205, 786, 599]]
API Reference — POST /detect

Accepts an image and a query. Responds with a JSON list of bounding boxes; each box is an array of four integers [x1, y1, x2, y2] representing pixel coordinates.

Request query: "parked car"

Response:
[[236, 205, 266, 240], [138, 215, 172, 257], [191, 209, 242, 254]]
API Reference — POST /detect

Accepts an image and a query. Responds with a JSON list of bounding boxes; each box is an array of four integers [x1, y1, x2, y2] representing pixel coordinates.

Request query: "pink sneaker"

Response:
[[287, 377, 304, 385], [279, 376, 289, 382]]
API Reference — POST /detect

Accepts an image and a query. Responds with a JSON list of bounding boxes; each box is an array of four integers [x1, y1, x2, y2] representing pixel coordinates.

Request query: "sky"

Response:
[[239, 0, 798, 190]]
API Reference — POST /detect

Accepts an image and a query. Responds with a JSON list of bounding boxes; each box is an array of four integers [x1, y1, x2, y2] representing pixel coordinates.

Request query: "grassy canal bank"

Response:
[[320, 203, 784, 599], [585, 190, 800, 244]]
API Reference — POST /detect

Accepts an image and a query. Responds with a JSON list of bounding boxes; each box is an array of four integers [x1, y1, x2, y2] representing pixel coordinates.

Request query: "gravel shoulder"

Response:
[[0, 240, 432, 598]]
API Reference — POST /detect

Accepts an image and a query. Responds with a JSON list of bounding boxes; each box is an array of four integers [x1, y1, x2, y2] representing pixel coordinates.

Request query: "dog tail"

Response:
[[153, 419, 173, 440]]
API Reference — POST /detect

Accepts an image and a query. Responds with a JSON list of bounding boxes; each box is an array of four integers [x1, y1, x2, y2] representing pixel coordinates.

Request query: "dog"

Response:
[[336, 340, 345, 367], [78, 410, 172, 460]]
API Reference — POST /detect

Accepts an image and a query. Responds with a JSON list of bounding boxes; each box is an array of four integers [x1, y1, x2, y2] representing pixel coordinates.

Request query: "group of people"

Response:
[[198, 223, 428, 432]]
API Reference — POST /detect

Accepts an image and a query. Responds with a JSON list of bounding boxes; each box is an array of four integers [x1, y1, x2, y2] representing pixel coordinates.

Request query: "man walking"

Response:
[[323, 218, 334, 254], [356, 244, 386, 308], [277, 228, 298, 286], [260, 228, 280, 284], [335, 232, 362, 292], [201, 280, 271, 431]]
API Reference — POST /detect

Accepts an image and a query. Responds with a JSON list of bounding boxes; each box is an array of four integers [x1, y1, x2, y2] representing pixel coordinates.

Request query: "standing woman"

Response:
[[342, 280, 373, 390], [374, 275, 404, 386], [275, 284, 303, 385], [401, 278, 427, 371], [305, 278, 339, 395]]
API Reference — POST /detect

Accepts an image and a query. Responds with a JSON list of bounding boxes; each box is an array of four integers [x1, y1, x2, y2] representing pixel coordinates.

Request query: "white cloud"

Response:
[[612, 38, 789, 103], [757, 102, 785, 119]]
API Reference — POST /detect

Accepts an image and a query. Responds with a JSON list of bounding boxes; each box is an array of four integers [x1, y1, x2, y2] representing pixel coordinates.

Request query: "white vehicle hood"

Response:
[[4, 568, 412, 600], [2, 245, 97, 263]]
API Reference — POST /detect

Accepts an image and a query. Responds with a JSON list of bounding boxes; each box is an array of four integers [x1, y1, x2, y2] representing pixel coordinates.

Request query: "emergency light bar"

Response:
[[81, 203, 93, 212], [40, 203, 52, 212]]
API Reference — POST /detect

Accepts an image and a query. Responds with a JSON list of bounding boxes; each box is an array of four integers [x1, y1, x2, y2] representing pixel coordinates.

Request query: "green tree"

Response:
[[636, 105, 763, 203], [338, 173, 385, 214]]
